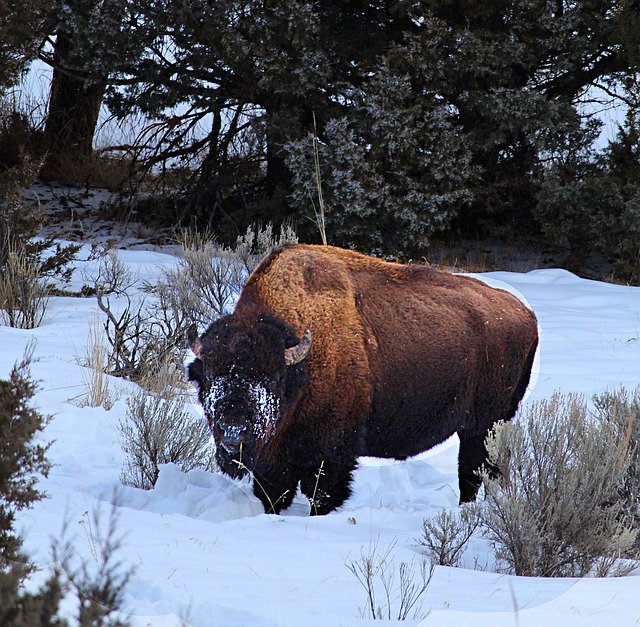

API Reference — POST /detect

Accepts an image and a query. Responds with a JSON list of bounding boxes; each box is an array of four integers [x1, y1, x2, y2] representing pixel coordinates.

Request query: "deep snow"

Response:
[[3, 244, 640, 626]]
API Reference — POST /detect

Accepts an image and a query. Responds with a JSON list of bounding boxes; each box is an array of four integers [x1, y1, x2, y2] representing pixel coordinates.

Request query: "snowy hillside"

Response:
[[3, 244, 640, 626]]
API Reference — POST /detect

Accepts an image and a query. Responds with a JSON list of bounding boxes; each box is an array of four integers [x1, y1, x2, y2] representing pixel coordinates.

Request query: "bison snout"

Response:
[[220, 425, 247, 453]]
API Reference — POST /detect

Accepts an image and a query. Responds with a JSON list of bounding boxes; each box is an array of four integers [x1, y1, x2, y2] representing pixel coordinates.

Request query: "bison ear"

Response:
[[284, 330, 312, 366], [187, 323, 203, 358]]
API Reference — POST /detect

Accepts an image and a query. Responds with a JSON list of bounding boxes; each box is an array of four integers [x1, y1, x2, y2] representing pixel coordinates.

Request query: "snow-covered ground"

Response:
[[4, 244, 640, 626]]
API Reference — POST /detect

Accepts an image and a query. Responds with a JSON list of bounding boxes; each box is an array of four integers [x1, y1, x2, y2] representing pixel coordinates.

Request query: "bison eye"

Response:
[[264, 373, 283, 394]]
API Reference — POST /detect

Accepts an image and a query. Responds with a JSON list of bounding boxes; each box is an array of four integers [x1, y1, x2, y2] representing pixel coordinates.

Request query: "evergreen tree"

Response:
[[102, 0, 421, 235], [0, 352, 63, 625], [101, 1, 639, 256], [0, 0, 52, 93], [39, 0, 134, 180], [286, 38, 476, 254], [0, 354, 133, 625], [399, 0, 639, 234], [535, 106, 640, 277]]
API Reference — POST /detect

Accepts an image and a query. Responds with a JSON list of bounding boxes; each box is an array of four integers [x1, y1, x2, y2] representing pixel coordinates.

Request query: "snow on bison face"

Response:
[[186, 318, 311, 477]]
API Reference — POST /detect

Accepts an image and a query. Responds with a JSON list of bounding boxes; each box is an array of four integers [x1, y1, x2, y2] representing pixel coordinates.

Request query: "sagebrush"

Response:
[[418, 506, 479, 568], [477, 392, 639, 577], [93, 222, 297, 383], [158, 222, 298, 327], [592, 386, 640, 545], [119, 387, 213, 490]]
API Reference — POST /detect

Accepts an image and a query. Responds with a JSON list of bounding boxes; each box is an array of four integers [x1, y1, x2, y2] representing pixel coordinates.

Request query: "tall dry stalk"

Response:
[[312, 112, 328, 246]]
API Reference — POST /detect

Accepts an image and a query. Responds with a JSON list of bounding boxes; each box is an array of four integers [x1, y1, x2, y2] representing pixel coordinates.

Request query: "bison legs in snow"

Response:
[[458, 341, 537, 503], [457, 429, 497, 503], [252, 459, 358, 516], [252, 463, 298, 514], [300, 460, 358, 516]]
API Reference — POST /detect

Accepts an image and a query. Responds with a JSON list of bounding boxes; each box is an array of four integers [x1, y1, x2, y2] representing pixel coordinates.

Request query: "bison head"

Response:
[[186, 313, 311, 478]]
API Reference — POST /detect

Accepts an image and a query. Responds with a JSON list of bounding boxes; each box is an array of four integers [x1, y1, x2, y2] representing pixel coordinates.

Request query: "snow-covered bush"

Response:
[[477, 392, 639, 577]]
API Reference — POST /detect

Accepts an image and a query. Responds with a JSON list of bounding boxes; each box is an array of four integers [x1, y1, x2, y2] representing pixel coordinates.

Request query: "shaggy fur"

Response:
[[188, 244, 539, 515]]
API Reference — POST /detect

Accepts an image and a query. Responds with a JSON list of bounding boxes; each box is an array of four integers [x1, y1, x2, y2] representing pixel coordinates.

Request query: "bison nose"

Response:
[[220, 425, 246, 453]]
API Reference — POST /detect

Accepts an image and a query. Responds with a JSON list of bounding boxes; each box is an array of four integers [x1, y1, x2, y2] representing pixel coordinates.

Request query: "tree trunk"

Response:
[[41, 32, 105, 182]]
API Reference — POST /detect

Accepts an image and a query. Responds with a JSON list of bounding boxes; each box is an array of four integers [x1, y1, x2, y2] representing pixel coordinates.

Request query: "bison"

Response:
[[187, 244, 538, 515]]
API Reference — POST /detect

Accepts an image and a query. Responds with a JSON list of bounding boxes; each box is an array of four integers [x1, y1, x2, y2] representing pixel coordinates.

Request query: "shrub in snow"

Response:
[[52, 504, 134, 626], [93, 222, 297, 382], [0, 245, 48, 329], [0, 351, 63, 621], [0, 152, 79, 298], [0, 350, 51, 563], [93, 250, 167, 380], [593, 386, 640, 546], [477, 392, 639, 577], [157, 222, 298, 328], [418, 506, 479, 567], [119, 388, 213, 490], [0, 157, 77, 329]]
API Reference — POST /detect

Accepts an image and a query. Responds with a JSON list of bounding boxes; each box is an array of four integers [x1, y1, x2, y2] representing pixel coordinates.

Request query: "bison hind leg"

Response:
[[300, 459, 357, 516], [457, 429, 499, 503]]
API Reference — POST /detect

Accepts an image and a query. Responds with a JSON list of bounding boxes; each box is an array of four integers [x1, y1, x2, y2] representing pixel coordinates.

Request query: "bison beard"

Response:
[[187, 244, 539, 515]]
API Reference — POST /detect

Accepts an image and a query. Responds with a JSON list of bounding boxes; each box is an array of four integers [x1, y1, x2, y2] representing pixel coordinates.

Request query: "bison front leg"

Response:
[[300, 459, 357, 515], [457, 429, 497, 503], [252, 463, 299, 514]]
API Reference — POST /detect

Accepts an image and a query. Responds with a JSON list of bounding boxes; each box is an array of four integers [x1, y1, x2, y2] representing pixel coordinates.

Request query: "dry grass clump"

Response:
[[0, 245, 48, 328], [75, 316, 115, 409]]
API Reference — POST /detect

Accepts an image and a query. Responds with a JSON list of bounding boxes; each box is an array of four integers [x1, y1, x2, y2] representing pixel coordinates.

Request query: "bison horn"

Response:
[[284, 330, 312, 366], [187, 323, 203, 358]]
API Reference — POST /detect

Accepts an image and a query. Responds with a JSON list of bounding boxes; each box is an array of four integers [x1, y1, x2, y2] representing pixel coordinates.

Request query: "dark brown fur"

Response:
[[188, 244, 538, 514]]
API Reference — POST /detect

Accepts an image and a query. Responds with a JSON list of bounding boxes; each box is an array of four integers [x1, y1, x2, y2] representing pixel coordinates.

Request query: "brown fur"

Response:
[[191, 244, 539, 514]]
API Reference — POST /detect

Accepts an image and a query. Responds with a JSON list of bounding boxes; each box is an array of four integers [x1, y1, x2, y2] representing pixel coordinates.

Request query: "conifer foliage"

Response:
[[0, 355, 133, 625], [2, 1, 640, 264], [103, 0, 640, 257], [0, 351, 51, 564], [0, 351, 60, 624]]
